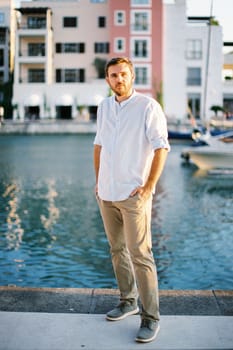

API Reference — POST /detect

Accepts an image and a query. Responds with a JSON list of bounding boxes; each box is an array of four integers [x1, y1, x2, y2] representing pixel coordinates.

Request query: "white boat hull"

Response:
[[182, 147, 233, 170]]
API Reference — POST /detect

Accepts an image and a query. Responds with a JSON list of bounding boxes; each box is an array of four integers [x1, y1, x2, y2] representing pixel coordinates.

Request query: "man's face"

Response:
[[106, 63, 135, 98]]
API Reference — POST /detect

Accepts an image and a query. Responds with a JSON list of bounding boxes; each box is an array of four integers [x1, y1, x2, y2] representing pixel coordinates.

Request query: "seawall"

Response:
[[0, 120, 97, 134], [0, 286, 232, 315]]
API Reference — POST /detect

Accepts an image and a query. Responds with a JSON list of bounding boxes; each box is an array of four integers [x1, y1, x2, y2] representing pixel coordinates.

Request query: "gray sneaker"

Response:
[[106, 301, 139, 321], [135, 319, 160, 343]]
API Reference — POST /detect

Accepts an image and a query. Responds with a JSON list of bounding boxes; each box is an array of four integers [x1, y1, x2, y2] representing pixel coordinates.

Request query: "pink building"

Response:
[[109, 0, 163, 99]]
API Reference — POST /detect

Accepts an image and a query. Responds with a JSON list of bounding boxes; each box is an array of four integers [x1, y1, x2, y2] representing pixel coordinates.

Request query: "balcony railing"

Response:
[[19, 48, 46, 57], [18, 21, 47, 30], [19, 76, 45, 84]]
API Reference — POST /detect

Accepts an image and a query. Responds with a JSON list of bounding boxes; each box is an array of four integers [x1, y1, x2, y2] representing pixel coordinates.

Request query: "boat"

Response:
[[168, 124, 233, 141], [181, 131, 233, 170], [168, 129, 193, 140]]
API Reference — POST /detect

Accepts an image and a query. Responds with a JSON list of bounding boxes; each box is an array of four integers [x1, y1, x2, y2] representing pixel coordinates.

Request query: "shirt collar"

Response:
[[114, 90, 136, 107]]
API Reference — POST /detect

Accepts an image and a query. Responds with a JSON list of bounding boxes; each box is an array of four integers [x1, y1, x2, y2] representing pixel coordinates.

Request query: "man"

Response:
[[93, 57, 170, 343]]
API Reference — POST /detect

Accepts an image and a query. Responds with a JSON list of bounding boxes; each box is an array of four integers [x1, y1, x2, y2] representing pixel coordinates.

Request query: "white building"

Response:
[[0, 0, 15, 117], [223, 47, 233, 117], [163, 0, 224, 122]]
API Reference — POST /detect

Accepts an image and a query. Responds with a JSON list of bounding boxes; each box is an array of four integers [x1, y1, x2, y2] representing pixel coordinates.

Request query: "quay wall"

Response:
[[0, 121, 97, 134], [0, 287, 232, 316]]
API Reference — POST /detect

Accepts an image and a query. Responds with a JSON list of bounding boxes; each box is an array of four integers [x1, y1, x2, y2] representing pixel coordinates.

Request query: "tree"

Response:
[[93, 58, 107, 79], [210, 105, 224, 117]]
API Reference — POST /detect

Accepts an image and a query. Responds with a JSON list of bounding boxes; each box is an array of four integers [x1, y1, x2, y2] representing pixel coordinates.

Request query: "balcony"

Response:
[[19, 69, 45, 84], [18, 22, 46, 30], [19, 44, 45, 57], [18, 51, 46, 64], [17, 7, 52, 35]]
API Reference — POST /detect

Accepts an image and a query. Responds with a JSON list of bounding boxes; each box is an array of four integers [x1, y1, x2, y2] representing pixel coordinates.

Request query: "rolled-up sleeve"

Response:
[[146, 101, 170, 152]]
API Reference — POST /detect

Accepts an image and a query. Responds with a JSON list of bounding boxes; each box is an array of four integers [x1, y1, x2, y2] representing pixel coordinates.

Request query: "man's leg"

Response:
[[97, 197, 138, 304], [116, 194, 160, 322]]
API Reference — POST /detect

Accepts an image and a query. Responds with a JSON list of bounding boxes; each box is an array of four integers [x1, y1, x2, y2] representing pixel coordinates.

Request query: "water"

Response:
[[0, 135, 232, 290]]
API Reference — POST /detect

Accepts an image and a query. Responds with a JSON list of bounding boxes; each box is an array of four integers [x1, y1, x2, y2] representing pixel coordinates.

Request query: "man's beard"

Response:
[[113, 84, 127, 96]]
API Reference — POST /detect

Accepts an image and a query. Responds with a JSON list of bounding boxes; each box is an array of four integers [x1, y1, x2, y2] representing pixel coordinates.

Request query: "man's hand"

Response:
[[130, 185, 152, 201], [95, 184, 98, 195]]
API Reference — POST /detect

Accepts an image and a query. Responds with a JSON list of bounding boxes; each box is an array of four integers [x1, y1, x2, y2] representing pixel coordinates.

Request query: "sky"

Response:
[[14, 0, 233, 42], [186, 0, 233, 42]]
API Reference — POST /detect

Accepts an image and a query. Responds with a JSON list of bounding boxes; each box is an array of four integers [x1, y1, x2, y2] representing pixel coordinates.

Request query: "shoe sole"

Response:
[[135, 323, 160, 343], [106, 307, 139, 321]]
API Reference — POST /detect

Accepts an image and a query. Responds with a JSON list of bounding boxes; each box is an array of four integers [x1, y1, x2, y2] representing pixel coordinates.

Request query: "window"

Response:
[[131, 0, 151, 6], [28, 43, 45, 56], [56, 43, 85, 53], [187, 67, 201, 86], [56, 69, 85, 83], [0, 13, 5, 25], [28, 69, 45, 83], [186, 40, 202, 59], [0, 72, 4, 83], [0, 49, 4, 66], [135, 67, 148, 85], [114, 11, 126, 26], [98, 16, 106, 28], [131, 11, 150, 32], [0, 30, 5, 44], [90, 0, 106, 3], [63, 17, 77, 28], [188, 93, 201, 119], [135, 40, 147, 57], [223, 96, 233, 116], [94, 42, 109, 53], [114, 38, 125, 53], [28, 16, 46, 29], [132, 38, 150, 59]]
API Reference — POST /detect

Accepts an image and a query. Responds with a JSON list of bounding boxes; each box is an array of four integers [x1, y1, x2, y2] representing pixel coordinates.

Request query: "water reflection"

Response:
[[40, 178, 59, 233], [151, 148, 233, 289], [0, 136, 232, 289], [3, 182, 24, 250]]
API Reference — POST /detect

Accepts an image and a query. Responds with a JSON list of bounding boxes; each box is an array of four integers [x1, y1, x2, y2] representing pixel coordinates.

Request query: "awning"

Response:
[[24, 94, 42, 106], [56, 94, 73, 106]]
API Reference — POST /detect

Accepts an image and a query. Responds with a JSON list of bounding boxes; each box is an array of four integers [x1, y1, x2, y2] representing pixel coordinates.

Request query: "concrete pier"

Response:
[[0, 287, 232, 350]]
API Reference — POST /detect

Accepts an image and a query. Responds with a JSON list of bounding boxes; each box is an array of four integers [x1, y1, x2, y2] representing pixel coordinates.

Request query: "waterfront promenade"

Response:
[[0, 120, 97, 134], [0, 287, 232, 349]]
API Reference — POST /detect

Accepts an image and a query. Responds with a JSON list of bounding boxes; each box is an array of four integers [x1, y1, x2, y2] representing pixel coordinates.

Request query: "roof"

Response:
[[16, 7, 50, 15], [188, 16, 213, 22], [224, 42, 233, 47]]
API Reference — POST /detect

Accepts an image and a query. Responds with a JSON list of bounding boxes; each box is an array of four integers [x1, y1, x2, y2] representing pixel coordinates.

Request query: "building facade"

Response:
[[13, 0, 110, 120], [223, 46, 233, 117], [11, 0, 233, 122], [0, 0, 15, 118]]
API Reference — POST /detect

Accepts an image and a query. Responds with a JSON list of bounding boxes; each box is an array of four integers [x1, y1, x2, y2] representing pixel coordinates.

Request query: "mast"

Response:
[[202, 0, 214, 126]]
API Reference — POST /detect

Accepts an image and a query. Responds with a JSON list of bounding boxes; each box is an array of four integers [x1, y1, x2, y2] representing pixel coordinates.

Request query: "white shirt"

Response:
[[94, 91, 170, 201]]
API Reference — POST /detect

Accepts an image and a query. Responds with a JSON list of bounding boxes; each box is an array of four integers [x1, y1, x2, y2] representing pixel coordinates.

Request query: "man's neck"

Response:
[[115, 89, 134, 103]]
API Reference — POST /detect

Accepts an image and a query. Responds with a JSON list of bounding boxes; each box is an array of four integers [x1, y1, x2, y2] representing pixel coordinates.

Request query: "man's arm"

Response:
[[130, 148, 168, 199], [93, 144, 102, 193]]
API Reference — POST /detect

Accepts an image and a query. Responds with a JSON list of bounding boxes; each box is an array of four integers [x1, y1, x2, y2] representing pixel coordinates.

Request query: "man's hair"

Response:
[[105, 57, 134, 77]]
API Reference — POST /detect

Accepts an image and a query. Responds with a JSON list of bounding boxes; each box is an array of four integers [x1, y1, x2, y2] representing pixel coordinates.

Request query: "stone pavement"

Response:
[[0, 287, 233, 350], [0, 312, 232, 350]]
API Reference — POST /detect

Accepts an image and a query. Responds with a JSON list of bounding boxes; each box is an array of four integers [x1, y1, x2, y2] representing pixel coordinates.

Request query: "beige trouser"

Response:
[[97, 193, 160, 321]]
